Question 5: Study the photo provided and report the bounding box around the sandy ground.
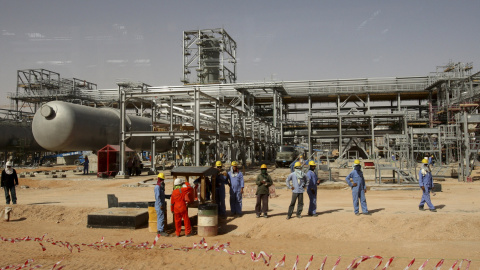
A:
[0,165,479,269]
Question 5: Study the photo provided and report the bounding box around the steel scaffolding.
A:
[182,28,237,85]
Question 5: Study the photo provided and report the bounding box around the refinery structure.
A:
[2,28,480,182]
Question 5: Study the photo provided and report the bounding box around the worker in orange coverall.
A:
[170,178,192,237]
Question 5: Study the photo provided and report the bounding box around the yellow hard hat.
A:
[231,161,238,166]
[354,159,361,165]
[261,164,267,169]
[422,158,428,164]
[215,161,222,167]
[308,160,316,166]
[157,172,165,179]
[294,161,302,167]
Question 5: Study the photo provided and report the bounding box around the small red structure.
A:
[97,144,134,178]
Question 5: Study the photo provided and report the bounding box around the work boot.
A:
[355,213,360,216]
[186,234,191,237]
[296,215,302,219]
[256,214,260,218]
[363,212,371,215]
[419,206,425,211]
[286,216,291,220]
[158,231,169,237]
[263,213,268,218]
[429,209,437,212]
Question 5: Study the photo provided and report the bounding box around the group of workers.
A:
[153,157,437,237]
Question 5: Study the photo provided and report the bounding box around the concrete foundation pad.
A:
[87,208,148,229]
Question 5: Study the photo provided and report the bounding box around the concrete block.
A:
[19,174,25,178]
[118,202,149,208]
[107,194,119,208]
[61,174,66,178]
[87,208,148,229]
[52,175,58,178]
[29,174,35,177]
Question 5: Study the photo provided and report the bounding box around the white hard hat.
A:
[174,178,183,186]
[6,161,12,167]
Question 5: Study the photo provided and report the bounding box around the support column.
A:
[149,102,156,175]
[194,87,201,166]
[337,95,341,115]
[397,93,401,111]
[371,116,375,159]
[170,96,174,131]
[338,116,343,158]
[273,90,277,127]
[216,101,220,161]
[367,93,370,112]
[308,95,312,116]
[279,96,283,144]
[117,88,129,179]
[463,112,470,181]
[308,115,312,158]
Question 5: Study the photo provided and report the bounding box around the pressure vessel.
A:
[32,101,172,152]
[0,121,43,151]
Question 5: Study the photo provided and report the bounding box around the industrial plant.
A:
[2,28,479,182]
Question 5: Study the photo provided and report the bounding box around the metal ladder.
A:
[395,168,417,183]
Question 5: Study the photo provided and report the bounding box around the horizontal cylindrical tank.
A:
[0,121,43,151]
[32,101,172,152]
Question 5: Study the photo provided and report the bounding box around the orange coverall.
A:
[170,186,193,236]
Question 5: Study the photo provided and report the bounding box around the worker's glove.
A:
[352,183,358,187]
[160,206,165,210]
[310,189,316,195]
[291,187,294,190]
[421,186,425,192]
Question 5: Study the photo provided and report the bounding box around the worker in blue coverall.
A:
[306,160,320,217]
[286,161,308,219]
[345,159,369,216]
[419,158,436,212]
[215,161,228,218]
[154,173,168,236]
[228,161,244,216]
[83,155,89,175]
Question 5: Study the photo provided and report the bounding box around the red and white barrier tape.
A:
[403,258,415,270]
[319,255,328,270]
[381,257,395,270]
[273,254,286,270]
[251,251,272,266]
[0,234,474,269]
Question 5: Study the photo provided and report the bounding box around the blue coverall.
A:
[286,170,308,217]
[83,158,89,174]
[228,171,244,215]
[418,166,435,210]
[154,182,166,232]
[306,169,319,215]
[215,172,227,216]
[345,166,369,214]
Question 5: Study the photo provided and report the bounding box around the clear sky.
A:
[1,0,479,104]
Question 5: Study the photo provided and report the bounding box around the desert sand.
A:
[0,165,479,269]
